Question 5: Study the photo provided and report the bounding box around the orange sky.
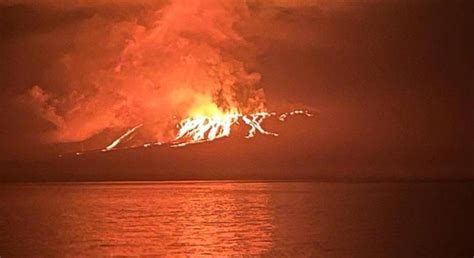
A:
[0,0,471,180]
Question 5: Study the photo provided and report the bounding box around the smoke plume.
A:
[27,0,265,143]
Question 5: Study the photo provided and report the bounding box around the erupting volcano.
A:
[102,109,313,151]
[24,0,313,155]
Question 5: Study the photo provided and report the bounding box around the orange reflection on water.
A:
[162,182,274,256]
[13,182,275,256]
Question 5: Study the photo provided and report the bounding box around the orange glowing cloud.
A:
[27,0,266,144]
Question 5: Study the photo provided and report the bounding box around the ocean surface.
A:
[1,181,472,257]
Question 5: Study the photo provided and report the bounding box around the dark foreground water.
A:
[1,181,472,257]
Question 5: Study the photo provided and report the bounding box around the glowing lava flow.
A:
[172,111,279,147]
[102,124,143,151]
[171,109,312,147]
[98,109,313,151]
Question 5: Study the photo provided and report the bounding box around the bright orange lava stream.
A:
[98,109,312,153]
[172,111,278,147]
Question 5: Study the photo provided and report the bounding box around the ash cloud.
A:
[20,0,266,143]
